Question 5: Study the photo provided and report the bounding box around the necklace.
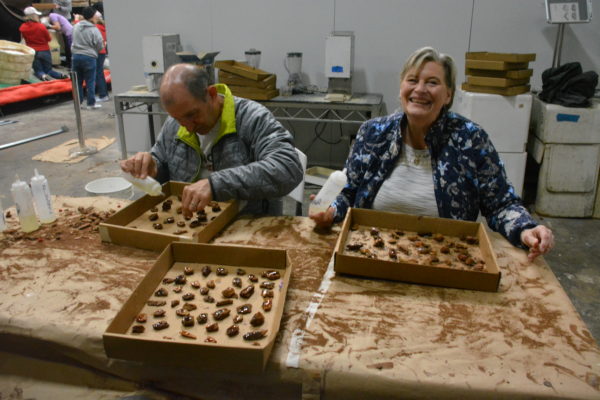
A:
[402,125,429,166]
[403,144,430,166]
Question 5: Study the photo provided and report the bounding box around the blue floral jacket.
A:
[332,111,537,248]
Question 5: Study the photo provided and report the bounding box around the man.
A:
[120,63,303,217]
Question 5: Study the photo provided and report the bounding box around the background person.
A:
[120,64,303,217]
[310,46,554,261]
[94,11,109,102]
[19,6,67,81]
[52,0,71,21]
[47,11,73,67]
[71,6,103,109]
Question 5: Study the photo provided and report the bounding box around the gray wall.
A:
[105,0,600,165]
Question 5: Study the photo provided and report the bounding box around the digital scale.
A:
[544,0,593,67]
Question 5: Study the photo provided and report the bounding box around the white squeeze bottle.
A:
[30,169,56,223]
[0,199,6,232]
[309,169,347,215]
[10,175,40,233]
[123,174,164,196]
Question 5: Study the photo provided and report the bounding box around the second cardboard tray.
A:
[100,181,238,252]
[334,208,501,292]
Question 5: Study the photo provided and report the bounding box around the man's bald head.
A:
[160,64,211,107]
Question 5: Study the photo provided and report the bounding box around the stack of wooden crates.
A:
[462,52,536,96]
[215,60,279,101]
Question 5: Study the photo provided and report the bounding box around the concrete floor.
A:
[1,95,599,344]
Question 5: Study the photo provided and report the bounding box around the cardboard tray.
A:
[461,82,530,96]
[228,85,280,101]
[466,75,530,88]
[99,181,238,252]
[465,68,533,79]
[333,209,501,292]
[465,59,529,71]
[219,70,276,89]
[214,60,271,81]
[466,52,536,63]
[103,242,292,372]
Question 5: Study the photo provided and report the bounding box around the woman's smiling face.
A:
[400,61,452,128]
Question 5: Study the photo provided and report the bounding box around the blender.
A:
[284,52,303,94]
[244,48,261,69]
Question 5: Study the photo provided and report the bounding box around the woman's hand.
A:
[308,194,335,228]
[520,225,554,261]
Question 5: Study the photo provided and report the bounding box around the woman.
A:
[310,47,553,261]
[71,6,103,109]
[47,11,73,67]
[19,6,67,81]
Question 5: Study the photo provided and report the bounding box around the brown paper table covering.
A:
[0,196,599,399]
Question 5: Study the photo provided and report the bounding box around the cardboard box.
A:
[466,76,530,88]
[100,181,238,252]
[228,85,280,101]
[461,82,530,96]
[466,52,536,63]
[104,242,291,372]
[333,209,501,292]
[465,60,529,71]
[465,68,533,79]
[214,60,271,81]
[219,70,276,89]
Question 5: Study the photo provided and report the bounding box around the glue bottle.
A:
[0,199,6,232]
[30,168,56,223]
[10,175,40,233]
[308,169,347,215]
[123,174,164,197]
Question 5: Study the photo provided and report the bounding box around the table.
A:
[1,197,599,399]
[113,90,166,159]
[113,90,384,160]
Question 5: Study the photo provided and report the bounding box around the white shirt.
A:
[196,120,220,179]
[372,143,439,217]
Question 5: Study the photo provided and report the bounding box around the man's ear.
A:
[207,85,218,99]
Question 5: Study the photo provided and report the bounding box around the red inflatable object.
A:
[0,70,112,106]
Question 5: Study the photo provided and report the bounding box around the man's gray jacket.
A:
[151,87,303,215]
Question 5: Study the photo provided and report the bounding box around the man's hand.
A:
[181,179,213,218]
[119,152,157,179]
[520,225,555,262]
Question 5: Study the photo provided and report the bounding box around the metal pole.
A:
[115,96,128,159]
[0,126,68,151]
[552,23,566,68]
[69,70,97,157]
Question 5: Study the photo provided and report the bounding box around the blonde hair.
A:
[400,46,457,109]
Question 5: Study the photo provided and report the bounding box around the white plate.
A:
[85,177,133,198]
